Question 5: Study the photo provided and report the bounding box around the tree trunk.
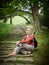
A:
[33,1,40,34]
[33,15,40,34]
[30,0,40,34]
[3,17,7,23]
[10,16,12,24]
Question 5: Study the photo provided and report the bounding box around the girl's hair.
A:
[26,28,30,31]
[26,26,31,31]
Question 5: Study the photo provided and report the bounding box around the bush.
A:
[33,31,49,65]
[0,23,14,41]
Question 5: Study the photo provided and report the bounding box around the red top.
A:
[20,34,34,45]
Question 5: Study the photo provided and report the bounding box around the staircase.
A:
[5,25,26,41]
[0,41,34,65]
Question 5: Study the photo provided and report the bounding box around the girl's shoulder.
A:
[30,34,34,36]
[30,34,34,38]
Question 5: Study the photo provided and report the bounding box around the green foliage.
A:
[33,29,49,65]
[0,23,14,41]
[0,0,12,7]
[40,0,49,28]
[0,0,49,29]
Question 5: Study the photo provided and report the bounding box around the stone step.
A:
[0,48,14,50]
[0,50,13,52]
[0,45,16,47]
[0,51,13,54]
[3,62,33,65]
[0,43,16,45]
[0,41,34,64]
[0,45,16,50]
[4,57,34,63]
[0,54,33,59]
[0,41,17,44]
[0,54,34,64]
[0,51,13,55]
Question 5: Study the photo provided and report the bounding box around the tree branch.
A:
[17,9,32,15]
[19,15,30,24]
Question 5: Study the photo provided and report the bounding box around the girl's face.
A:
[26,28,31,35]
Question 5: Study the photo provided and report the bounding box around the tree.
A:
[0,0,17,24]
[12,0,40,33]
[29,0,40,33]
[0,0,41,32]
[1,0,49,32]
[40,0,49,28]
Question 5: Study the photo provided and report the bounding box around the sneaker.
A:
[27,51,31,54]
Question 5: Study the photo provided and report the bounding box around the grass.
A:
[33,28,49,65]
[0,23,14,41]
[0,16,27,41]
[0,16,27,25]
[6,16,27,25]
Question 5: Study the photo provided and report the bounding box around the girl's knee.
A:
[17,43,22,48]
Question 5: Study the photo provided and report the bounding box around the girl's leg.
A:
[23,44,34,54]
[8,43,22,56]
[23,44,34,51]
[8,52,16,56]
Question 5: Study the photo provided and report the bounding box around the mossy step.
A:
[0,45,15,48]
[0,48,15,50]
[0,44,16,46]
[0,50,13,52]
[0,48,14,50]
[0,54,33,58]
[0,47,14,51]
[0,44,16,47]
[0,51,13,56]
[3,62,33,65]
[2,54,34,64]
[4,57,34,63]
[0,41,17,44]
